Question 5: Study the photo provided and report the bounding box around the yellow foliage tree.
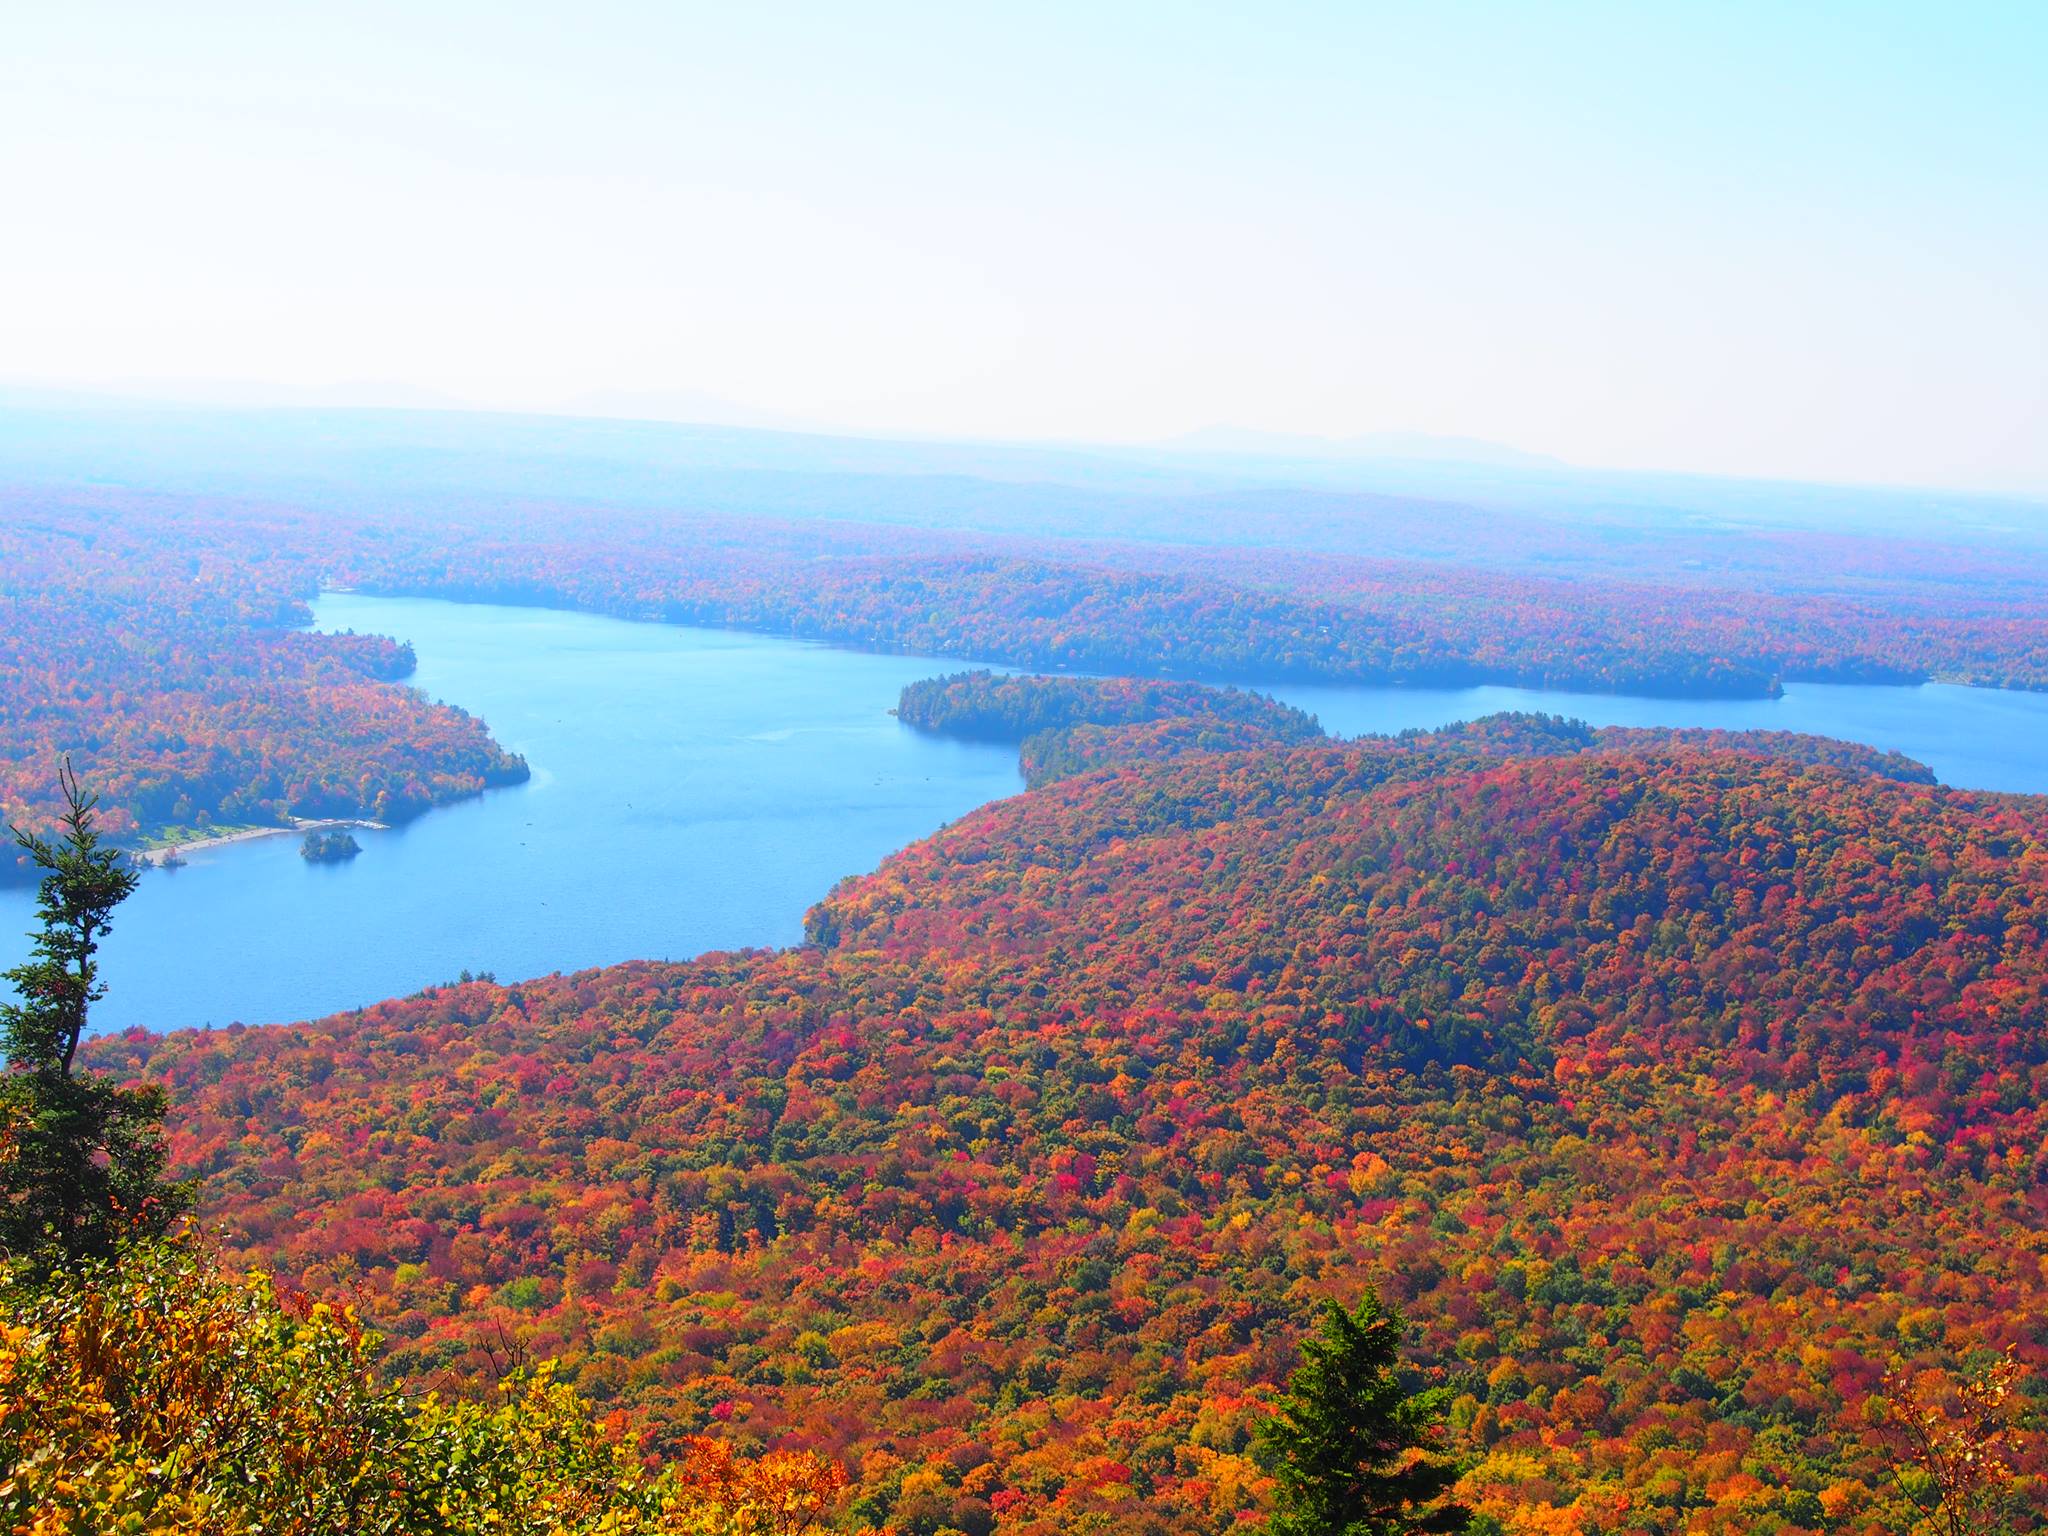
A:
[0,1234,847,1536]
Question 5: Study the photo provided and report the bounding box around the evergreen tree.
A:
[1257,1289,1471,1536]
[0,760,187,1266]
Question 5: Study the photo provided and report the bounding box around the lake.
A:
[5,593,2045,1035]
[1265,678,2048,796]
[13,596,1026,1035]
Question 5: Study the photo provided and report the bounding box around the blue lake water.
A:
[15,596,1027,1035]
[4,592,2045,1035]
[1266,678,2048,796]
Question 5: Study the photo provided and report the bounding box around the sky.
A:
[3,2,2045,493]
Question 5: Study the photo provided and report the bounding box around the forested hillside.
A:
[314,502,2048,696]
[101,728,2048,1534]
[0,498,528,877]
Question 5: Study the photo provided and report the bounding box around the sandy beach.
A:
[134,817,388,867]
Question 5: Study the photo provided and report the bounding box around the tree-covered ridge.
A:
[1390,713,1938,784]
[0,500,527,880]
[1017,714,1327,789]
[896,671,1323,742]
[99,740,2048,1533]
[320,504,2048,698]
[897,671,1323,788]
[1594,726,1935,783]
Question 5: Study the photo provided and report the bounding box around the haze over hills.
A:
[2,398,2043,558]
[1158,426,1567,470]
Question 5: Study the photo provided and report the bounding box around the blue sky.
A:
[3,2,2043,491]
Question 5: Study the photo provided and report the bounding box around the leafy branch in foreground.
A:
[0,1233,848,1534]
[1876,1346,2040,1536]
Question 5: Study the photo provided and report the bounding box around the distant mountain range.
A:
[0,391,2038,553]
[1156,425,1567,469]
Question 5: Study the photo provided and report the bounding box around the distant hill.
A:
[2,399,2040,556]
[1160,425,1566,469]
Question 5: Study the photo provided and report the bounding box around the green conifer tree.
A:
[1257,1289,1471,1536]
[0,761,188,1267]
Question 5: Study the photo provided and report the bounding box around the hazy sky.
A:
[4,2,2045,491]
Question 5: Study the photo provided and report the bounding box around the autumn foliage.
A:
[0,1233,850,1534]
[897,671,1322,787]
[89,724,2048,1533]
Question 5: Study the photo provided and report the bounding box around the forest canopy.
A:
[96,727,2048,1533]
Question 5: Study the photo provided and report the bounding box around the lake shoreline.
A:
[11,592,2043,1037]
[133,817,390,868]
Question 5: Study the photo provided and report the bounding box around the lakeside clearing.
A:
[133,818,389,867]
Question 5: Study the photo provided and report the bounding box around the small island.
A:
[299,829,362,863]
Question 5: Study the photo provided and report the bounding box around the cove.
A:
[15,595,1027,1035]
[5,592,2046,1036]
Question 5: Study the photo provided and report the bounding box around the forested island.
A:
[897,670,1324,740]
[299,828,361,862]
